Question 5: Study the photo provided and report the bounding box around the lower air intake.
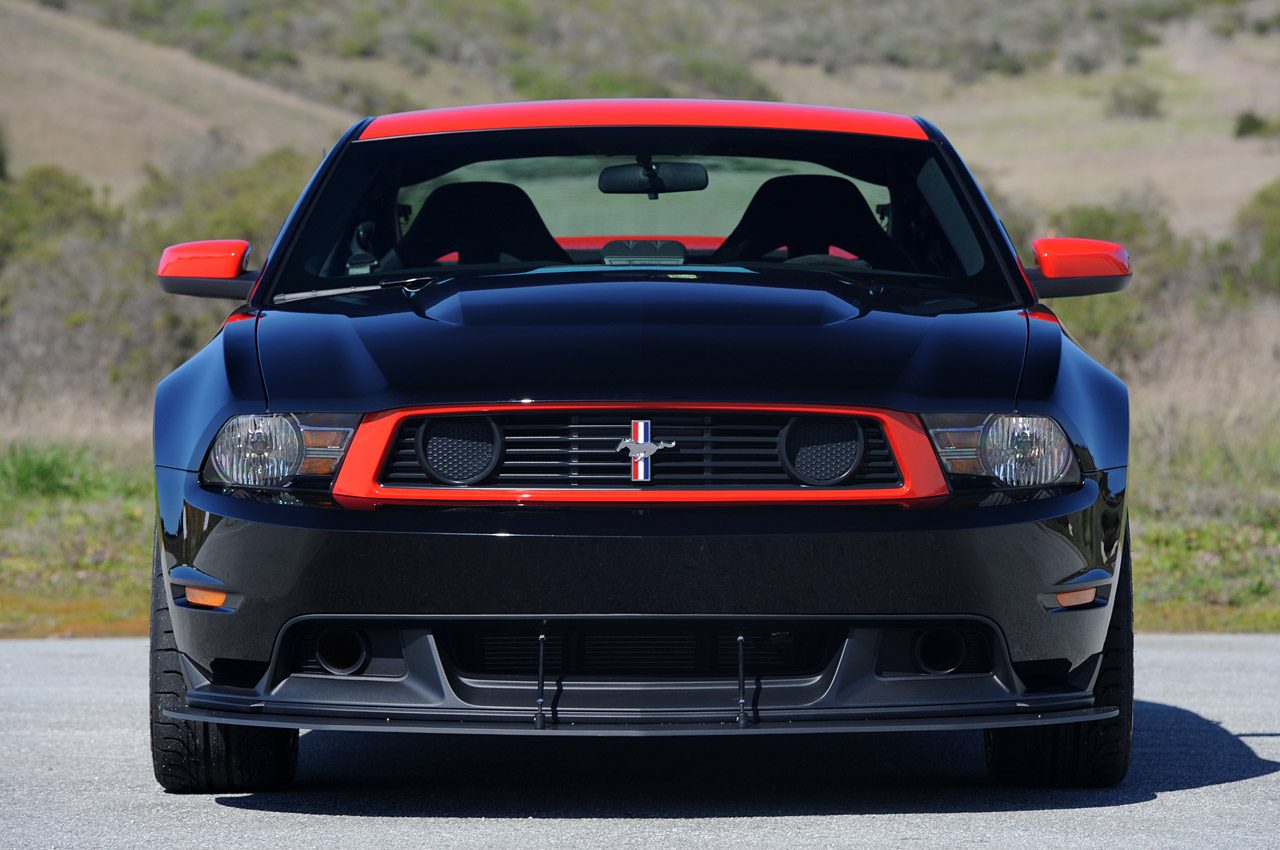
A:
[435,622,843,679]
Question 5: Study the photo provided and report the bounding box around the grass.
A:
[0,443,152,637]
[1133,519,1280,631]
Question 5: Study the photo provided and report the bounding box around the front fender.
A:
[153,318,266,472]
[1016,314,1129,472]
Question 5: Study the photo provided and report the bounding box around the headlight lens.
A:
[924,413,1078,489]
[978,415,1073,487]
[210,415,302,487]
[203,413,357,490]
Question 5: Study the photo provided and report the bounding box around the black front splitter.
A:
[167,705,1117,736]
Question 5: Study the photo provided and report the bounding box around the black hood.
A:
[256,269,1027,413]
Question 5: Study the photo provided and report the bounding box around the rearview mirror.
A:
[599,162,709,198]
[1027,237,1131,299]
[157,240,257,299]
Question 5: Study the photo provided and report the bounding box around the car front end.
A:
[150,100,1133,791]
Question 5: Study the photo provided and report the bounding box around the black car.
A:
[151,99,1134,792]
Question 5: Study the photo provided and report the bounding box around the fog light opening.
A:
[315,628,369,676]
[913,628,967,675]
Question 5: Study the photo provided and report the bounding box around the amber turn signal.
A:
[1055,587,1097,608]
[185,586,228,608]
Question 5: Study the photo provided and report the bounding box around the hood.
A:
[256,270,1027,413]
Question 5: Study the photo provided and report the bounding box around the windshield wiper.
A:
[378,275,444,291]
[272,284,385,304]
[272,275,445,304]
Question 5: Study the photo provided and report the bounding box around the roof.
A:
[358,99,928,142]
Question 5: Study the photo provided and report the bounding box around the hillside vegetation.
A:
[0,0,1278,635]
[52,0,1277,108]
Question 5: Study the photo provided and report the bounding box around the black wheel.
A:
[985,524,1134,787]
[150,529,298,793]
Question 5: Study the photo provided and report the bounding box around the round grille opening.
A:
[780,417,864,486]
[416,416,502,485]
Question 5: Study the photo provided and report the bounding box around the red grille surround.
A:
[331,402,949,508]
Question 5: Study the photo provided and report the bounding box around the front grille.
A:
[380,411,901,489]
[435,622,843,679]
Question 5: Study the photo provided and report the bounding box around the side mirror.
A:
[157,240,257,299]
[1026,237,1131,299]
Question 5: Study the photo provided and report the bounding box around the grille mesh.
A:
[382,411,901,489]
[784,418,863,484]
[418,417,499,484]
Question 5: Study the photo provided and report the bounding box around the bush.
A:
[0,149,316,414]
[1107,78,1163,118]
[680,58,777,100]
[1235,111,1275,138]
[1045,193,1185,367]
[510,66,672,99]
[0,166,119,267]
[135,148,314,252]
[1237,177,1280,291]
[1048,192,1178,261]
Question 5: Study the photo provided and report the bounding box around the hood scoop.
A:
[418,280,862,327]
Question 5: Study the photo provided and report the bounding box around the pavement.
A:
[1,634,1277,849]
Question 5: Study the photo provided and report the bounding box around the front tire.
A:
[149,531,298,793]
[984,525,1134,787]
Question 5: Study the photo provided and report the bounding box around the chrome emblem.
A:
[616,419,675,482]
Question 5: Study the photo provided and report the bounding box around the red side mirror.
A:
[157,240,257,299]
[1027,237,1131,299]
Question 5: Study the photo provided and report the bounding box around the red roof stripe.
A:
[358,99,927,141]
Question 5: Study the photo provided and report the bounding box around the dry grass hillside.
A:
[0,0,353,198]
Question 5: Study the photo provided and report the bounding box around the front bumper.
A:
[156,465,1127,734]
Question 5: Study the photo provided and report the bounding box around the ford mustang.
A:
[150,99,1133,792]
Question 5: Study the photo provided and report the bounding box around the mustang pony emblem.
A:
[616,420,675,482]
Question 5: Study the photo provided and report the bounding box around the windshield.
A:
[271,126,1013,303]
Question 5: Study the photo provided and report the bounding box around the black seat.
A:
[711,174,914,270]
[387,181,570,268]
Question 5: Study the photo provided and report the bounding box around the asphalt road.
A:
[1,635,1277,849]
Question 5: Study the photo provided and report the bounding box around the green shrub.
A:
[1048,194,1178,260]
[1237,177,1280,290]
[135,148,314,252]
[680,58,776,100]
[1235,110,1275,138]
[0,166,119,267]
[1045,195,1184,363]
[332,7,383,59]
[1107,78,1163,118]
[510,66,672,99]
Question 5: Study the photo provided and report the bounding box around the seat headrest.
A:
[712,174,913,270]
[392,181,570,267]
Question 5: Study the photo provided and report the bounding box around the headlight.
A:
[924,413,1078,489]
[202,413,358,491]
